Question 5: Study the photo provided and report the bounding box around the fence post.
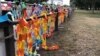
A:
[2,10,15,56]
[55,11,59,31]
[4,25,15,56]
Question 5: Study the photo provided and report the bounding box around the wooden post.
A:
[4,25,15,56]
[55,9,58,31]
[2,11,15,56]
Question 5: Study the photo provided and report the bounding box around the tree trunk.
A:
[92,0,95,13]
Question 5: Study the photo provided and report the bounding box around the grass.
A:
[75,10,100,18]
[88,13,100,18]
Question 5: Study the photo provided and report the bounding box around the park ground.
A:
[40,10,100,56]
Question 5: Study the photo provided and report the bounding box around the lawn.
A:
[75,10,100,18]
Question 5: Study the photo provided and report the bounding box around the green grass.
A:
[88,13,100,18]
[75,10,100,18]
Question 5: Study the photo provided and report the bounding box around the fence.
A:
[0,2,68,56]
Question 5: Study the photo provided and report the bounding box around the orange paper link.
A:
[19,18,29,27]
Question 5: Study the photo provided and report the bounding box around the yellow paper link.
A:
[22,26,29,33]
[41,35,48,50]
[51,16,55,27]
[37,35,41,40]
[40,18,47,49]
[30,14,37,19]
[16,24,23,35]
[27,34,33,54]
[40,16,48,50]
[40,11,48,16]
[41,18,48,34]
[16,40,25,56]
[16,24,29,35]
[16,23,32,56]
[47,15,55,33]
[32,19,41,39]
[59,11,65,23]
[58,11,64,25]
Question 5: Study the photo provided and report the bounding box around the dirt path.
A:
[40,10,100,56]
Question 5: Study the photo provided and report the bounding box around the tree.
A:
[74,0,100,13]
[26,0,48,3]
[91,0,95,13]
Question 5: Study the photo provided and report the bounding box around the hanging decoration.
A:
[0,1,68,56]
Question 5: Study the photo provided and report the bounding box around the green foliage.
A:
[25,0,48,3]
[74,0,100,10]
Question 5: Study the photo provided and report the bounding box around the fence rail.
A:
[0,12,58,41]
